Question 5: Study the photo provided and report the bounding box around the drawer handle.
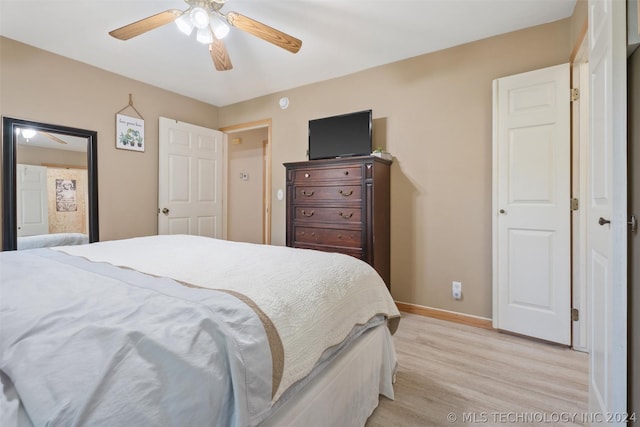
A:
[304,173,310,178]
[302,210,315,217]
[343,170,349,175]
[301,190,315,197]
[338,189,353,197]
[338,211,353,219]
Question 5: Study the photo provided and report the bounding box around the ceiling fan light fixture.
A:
[210,15,230,39]
[108,3,303,72]
[20,128,37,139]
[175,13,195,36]
[196,27,214,44]
[190,7,210,29]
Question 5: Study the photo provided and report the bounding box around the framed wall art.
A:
[115,94,145,152]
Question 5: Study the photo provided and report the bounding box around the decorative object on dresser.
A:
[285,155,391,288]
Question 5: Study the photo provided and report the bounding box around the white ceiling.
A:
[0,0,577,107]
[16,130,88,153]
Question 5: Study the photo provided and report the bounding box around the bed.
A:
[16,233,89,250]
[0,235,400,426]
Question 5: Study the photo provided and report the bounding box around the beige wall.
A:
[0,36,219,243]
[2,16,576,319]
[218,20,572,318]
[17,146,87,167]
[569,0,588,53]
[227,128,266,244]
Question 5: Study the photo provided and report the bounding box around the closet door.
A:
[587,0,627,420]
[16,164,49,237]
[492,63,570,345]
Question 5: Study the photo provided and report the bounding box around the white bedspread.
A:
[1,248,275,426]
[17,233,88,250]
[56,235,400,402]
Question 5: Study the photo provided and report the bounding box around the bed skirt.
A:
[261,323,397,426]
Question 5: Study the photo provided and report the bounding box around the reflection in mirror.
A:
[2,117,98,251]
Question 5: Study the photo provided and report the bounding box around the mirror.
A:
[2,117,98,250]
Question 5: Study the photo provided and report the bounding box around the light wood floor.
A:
[366,312,588,426]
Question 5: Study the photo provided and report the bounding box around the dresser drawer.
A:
[293,184,362,203]
[294,226,362,249]
[293,164,362,182]
[294,206,362,223]
[294,244,365,261]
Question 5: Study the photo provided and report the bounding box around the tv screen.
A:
[308,110,372,160]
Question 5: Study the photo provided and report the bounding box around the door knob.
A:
[162,208,170,215]
[598,217,610,226]
[499,209,506,214]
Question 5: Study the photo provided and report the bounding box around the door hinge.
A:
[570,198,579,211]
[571,88,580,102]
[572,308,579,321]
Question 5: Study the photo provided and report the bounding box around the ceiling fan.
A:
[16,128,67,145]
[108,0,302,71]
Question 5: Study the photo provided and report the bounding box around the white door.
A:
[16,164,49,237]
[492,63,571,345]
[158,117,225,238]
[587,0,627,419]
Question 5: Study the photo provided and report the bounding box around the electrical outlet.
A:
[452,281,462,300]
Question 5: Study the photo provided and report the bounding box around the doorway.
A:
[220,119,272,244]
[491,33,592,351]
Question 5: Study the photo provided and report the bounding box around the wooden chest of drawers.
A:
[284,156,391,288]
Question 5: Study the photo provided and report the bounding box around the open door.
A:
[586,0,627,419]
[158,117,225,238]
[16,164,49,237]
[492,63,571,345]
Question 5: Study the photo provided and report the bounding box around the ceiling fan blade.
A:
[226,12,302,54]
[209,40,233,71]
[109,10,182,40]
[40,131,67,145]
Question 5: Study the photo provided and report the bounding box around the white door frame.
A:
[220,119,272,244]
[570,32,590,352]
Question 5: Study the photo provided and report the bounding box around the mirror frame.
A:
[2,116,99,250]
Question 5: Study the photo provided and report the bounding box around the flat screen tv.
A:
[308,109,372,160]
